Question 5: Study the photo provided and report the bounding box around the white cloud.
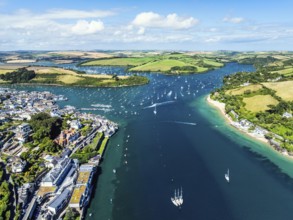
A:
[137,27,145,35]
[72,20,104,35]
[223,16,245,24]
[132,12,198,29]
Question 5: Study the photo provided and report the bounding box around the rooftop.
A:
[77,171,90,185]
[69,185,86,204]
[38,186,56,196]
[48,189,71,210]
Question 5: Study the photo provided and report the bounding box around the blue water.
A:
[5,63,293,220]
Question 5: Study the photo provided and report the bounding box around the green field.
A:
[130,59,186,72]
[243,95,279,112]
[203,59,224,67]
[271,67,293,76]
[81,54,224,74]
[262,81,293,101]
[81,57,156,67]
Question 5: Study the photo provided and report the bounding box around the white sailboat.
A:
[171,188,183,207]
[225,169,230,183]
[178,188,183,205]
[153,105,157,115]
[171,189,179,207]
[174,92,177,100]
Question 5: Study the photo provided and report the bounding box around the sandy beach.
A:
[206,95,270,145]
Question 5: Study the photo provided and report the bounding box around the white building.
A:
[70,120,82,130]
[11,157,27,173]
[282,112,292,118]
[47,189,71,215]
[41,157,72,187]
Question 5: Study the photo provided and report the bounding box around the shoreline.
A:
[0,81,149,88]
[206,94,293,159]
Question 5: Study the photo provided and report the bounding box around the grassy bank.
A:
[98,137,109,156]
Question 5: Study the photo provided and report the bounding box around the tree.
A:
[63,208,79,220]
[29,113,62,140]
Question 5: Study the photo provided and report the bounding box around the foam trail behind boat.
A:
[143,101,175,109]
[164,121,197,126]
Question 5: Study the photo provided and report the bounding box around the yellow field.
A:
[47,51,112,59]
[0,69,12,74]
[243,95,279,112]
[57,74,81,84]
[226,84,263,95]
[88,74,128,79]
[29,67,77,75]
[271,67,293,76]
[262,81,293,101]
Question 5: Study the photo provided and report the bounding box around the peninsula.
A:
[0,66,149,87]
[209,52,293,155]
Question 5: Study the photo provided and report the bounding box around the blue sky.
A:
[0,0,292,51]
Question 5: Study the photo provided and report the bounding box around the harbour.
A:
[4,62,293,220]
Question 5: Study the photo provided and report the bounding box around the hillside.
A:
[211,52,293,153]
[81,53,224,74]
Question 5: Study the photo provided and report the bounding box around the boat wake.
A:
[144,101,175,109]
[91,103,112,108]
[81,107,113,112]
[164,121,197,126]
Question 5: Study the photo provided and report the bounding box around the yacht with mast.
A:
[225,169,230,183]
[153,105,157,115]
[171,188,183,207]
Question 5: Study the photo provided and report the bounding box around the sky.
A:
[0,0,293,51]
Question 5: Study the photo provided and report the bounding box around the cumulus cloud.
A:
[71,20,104,35]
[132,12,198,29]
[223,16,245,24]
[137,27,145,35]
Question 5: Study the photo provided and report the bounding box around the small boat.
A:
[153,105,157,115]
[113,169,116,174]
[225,169,230,183]
[89,213,92,217]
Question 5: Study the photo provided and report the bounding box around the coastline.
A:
[206,95,272,147]
[0,81,149,88]
[206,94,293,161]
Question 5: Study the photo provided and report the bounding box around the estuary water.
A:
[7,63,293,220]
